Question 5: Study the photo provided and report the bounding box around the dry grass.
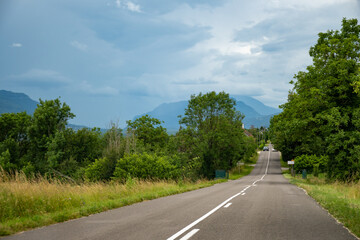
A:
[0,169,222,236]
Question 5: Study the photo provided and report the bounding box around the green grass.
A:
[284,173,360,238]
[279,155,289,168]
[229,165,254,180]
[228,152,258,180]
[0,170,226,236]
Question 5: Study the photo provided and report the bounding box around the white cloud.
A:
[115,0,141,12]
[11,43,22,48]
[70,40,88,51]
[127,2,141,12]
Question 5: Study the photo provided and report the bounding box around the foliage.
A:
[113,153,179,181]
[84,157,115,181]
[178,91,256,178]
[46,128,103,177]
[293,155,328,173]
[0,112,31,171]
[28,98,75,173]
[270,18,360,181]
[126,115,168,151]
[0,92,257,181]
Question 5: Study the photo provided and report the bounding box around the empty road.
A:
[3,145,357,240]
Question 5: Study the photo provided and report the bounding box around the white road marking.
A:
[241,193,246,196]
[224,203,232,208]
[179,229,199,240]
[167,150,271,240]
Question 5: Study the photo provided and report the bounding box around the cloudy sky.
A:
[1,0,359,128]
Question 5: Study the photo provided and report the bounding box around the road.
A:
[3,145,358,240]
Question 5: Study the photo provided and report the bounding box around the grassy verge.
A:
[229,165,254,180]
[279,155,289,168]
[284,173,360,238]
[228,152,257,180]
[0,171,226,236]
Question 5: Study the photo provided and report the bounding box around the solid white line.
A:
[241,193,246,196]
[224,203,232,208]
[167,150,272,240]
[179,229,200,240]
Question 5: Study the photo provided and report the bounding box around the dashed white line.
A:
[179,229,199,240]
[167,150,271,240]
[224,203,232,208]
[241,193,246,196]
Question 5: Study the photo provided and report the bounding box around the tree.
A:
[270,18,360,181]
[28,98,75,172]
[178,91,250,178]
[46,127,103,177]
[126,115,168,151]
[0,112,32,171]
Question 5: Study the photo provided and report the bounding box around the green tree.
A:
[126,115,168,151]
[179,91,250,178]
[46,127,103,177]
[270,18,360,181]
[28,98,75,172]
[0,112,32,170]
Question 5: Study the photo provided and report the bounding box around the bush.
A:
[113,153,179,181]
[294,155,328,173]
[84,158,115,181]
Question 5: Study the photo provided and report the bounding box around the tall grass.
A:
[286,174,360,238]
[0,169,224,236]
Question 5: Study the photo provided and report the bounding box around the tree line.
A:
[0,91,257,181]
[270,18,360,181]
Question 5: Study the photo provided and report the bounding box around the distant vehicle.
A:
[272,148,277,152]
[263,146,269,151]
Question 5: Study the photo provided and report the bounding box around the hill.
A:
[0,90,105,132]
[231,95,281,115]
[0,90,38,115]
[134,96,281,131]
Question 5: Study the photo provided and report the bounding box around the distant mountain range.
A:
[1,90,281,132]
[134,95,281,130]
[0,90,105,132]
[0,90,38,115]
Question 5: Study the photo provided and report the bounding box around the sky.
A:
[1,0,359,128]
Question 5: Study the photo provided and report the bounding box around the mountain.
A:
[232,95,281,115]
[0,90,105,131]
[0,90,38,115]
[134,95,281,131]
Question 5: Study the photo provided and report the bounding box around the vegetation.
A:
[270,18,360,181]
[0,91,256,182]
[286,174,360,238]
[0,90,259,235]
[0,169,226,236]
[178,92,257,178]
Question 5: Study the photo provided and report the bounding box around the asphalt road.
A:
[3,145,358,240]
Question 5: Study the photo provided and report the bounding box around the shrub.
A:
[84,158,115,181]
[294,154,328,173]
[113,153,179,181]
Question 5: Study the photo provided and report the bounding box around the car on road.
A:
[263,146,269,151]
